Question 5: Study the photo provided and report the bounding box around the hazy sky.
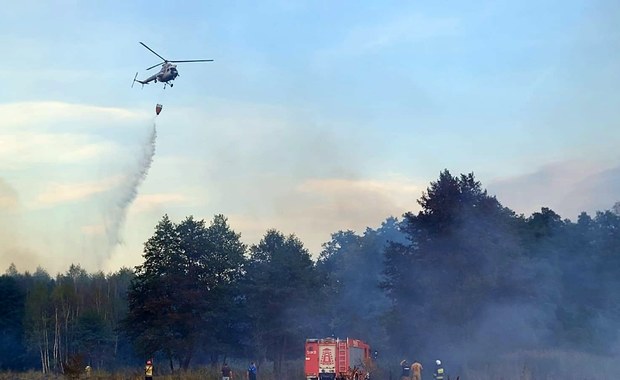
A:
[1,0,618,273]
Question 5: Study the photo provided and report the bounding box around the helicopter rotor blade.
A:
[139,42,168,63]
[146,62,164,71]
[169,59,214,63]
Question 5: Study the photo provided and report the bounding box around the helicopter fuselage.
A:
[135,64,178,87]
[156,64,179,82]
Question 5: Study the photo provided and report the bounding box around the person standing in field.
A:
[247,361,257,380]
[411,361,422,380]
[222,362,233,380]
[433,360,444,380]
[145,360,153,380]
[400,360,411,380]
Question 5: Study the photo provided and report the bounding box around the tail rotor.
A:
[131,72,144,89]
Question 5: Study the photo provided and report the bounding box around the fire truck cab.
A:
[305,337,372,380]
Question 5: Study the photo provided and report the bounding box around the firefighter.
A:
[145,360,154,380]
[222,362,233,380]
[411,361,422,380]
[247,361,257,380]
[400,360,412,380]
[433,360,444,380]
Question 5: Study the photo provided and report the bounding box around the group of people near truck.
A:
[141,356,442,380]
[400,359,444,380]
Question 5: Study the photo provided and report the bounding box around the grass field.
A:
[1,351,617,380]
[0,361,303,380]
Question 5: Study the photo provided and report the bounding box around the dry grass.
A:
[0,369,226,380]
[0,361,303,380]
[459,349,619,380]
[2,352,617,380]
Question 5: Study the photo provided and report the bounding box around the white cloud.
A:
[225,176,423,255]
[33,175,124,207]
[0,132,119,169]
[0,101,151,171]
[130,193,191,214]
[0,101,145,129]
[299,177,421,200]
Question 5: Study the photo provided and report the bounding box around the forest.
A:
[1,170,619,377]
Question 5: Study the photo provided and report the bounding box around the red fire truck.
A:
[305,337,372,380]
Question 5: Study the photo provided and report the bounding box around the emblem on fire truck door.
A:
[319,346,336,372]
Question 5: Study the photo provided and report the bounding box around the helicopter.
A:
[132,42,213,89]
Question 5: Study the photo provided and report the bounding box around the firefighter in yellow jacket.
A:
[433,360,444,380]
[145,360,154,380]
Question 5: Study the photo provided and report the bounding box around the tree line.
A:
[1,170,619,374]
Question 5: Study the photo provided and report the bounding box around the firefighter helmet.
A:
[435,360,441,366]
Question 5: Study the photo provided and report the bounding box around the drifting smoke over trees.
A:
[1,169,619,376]
[381,171,620,371]
[382,172,529,356]
[317,217,407,351]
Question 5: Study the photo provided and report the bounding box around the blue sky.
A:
[1,0,619,273]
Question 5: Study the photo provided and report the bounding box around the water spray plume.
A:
[104,120,157,246]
